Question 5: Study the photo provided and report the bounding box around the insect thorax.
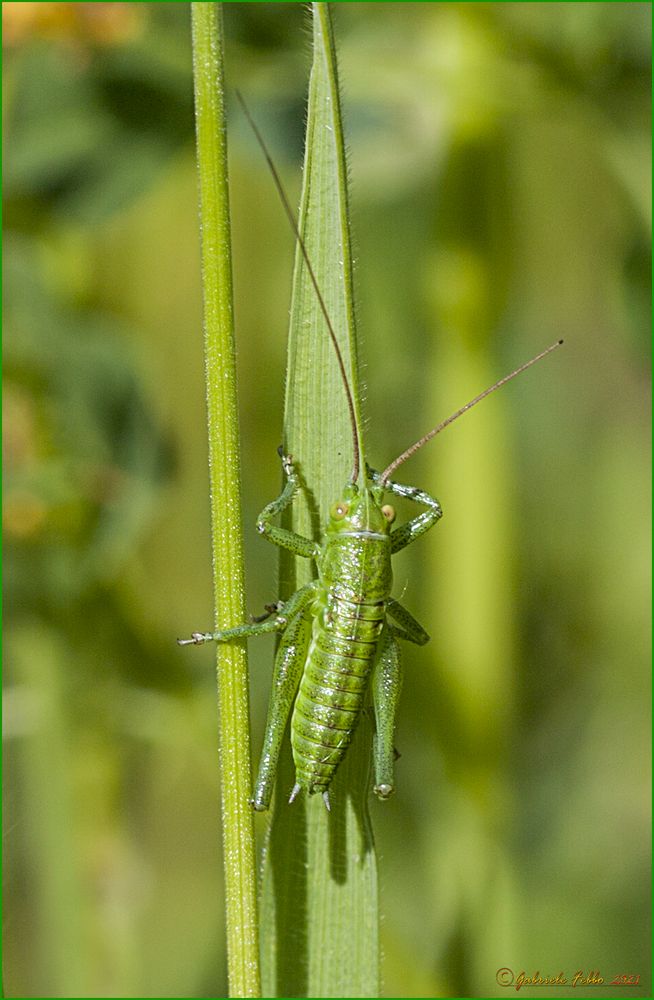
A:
[319,531,393,606]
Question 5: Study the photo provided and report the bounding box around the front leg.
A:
[257,448,319,559]
[367,465,443,553]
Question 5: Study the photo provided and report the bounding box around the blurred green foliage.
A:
[3,3,650,998]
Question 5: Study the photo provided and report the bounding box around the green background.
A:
[3,2,650,997]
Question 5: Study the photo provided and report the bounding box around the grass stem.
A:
[191,5,261,996]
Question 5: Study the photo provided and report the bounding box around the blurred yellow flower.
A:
[2,2,142,50]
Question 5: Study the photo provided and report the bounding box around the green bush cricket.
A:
[179,96,563,812]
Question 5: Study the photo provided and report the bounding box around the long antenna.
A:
[380,339,564,484]
[235,91,361,484]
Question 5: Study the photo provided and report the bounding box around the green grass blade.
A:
[259,5,379,997]
[191,5,261,996]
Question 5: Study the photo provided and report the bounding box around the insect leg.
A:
[178,582,315,646]
[177,617,286,646]
[256,449,319,559]
[250,601,283,624]
[251,586,316,811]
[387,599,430,646]
[367,466,443,553]
[371,628,403,800]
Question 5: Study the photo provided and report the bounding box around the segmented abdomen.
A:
[290,534,391,795]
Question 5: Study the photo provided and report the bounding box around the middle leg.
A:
[387,598,430,646]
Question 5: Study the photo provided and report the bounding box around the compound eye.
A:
[330,501,349,520]
[381,504,396,523]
